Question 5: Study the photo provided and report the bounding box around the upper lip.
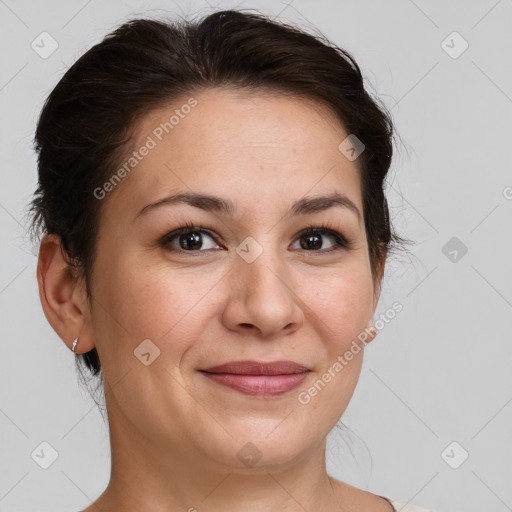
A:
[200,360,310,375]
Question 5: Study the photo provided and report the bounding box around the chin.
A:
[202,428,316,474]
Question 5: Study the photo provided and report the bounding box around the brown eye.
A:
[178,231,203,250]
[161,226,222,252]
[292,227,350,252]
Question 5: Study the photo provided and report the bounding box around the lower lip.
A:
[200,372,309,397]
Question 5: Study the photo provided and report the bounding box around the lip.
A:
[201,360,310,375]
[199,360,311,397]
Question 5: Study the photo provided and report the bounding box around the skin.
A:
[37,87,391,512]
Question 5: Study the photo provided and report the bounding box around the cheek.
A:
[297,267,374,350]
[90,251,224,361]
[296,273,371,421]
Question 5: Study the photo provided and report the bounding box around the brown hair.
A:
[27,9,410,381]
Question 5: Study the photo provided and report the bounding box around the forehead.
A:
[135,87,349,153]
[110,87,363,218]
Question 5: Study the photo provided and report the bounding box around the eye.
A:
[291,226,351,253]
[160,223,222,252]
[160,222,353,255]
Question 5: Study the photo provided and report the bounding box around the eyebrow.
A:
[135,191,362,222]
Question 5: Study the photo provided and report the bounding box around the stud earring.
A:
[71,337,78,352]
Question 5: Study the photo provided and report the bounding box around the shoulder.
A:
[328,477,440,512]
[328,478,397,511]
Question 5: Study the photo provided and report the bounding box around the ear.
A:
[36,233,95,353]
[364,246,388,344]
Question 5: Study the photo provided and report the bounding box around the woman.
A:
[28,8,439,512]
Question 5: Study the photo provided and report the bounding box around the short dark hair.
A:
[27,8,410,381]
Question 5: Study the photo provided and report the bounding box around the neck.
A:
[90,397,346,512]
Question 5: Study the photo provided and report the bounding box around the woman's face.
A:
[86,87,383,471]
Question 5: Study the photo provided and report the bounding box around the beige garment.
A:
[384,497,440,512]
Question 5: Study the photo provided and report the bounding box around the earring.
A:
[71,337,78,352]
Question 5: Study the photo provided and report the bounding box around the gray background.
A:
[1,0,511,511]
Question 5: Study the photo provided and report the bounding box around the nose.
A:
[221,250,304,338]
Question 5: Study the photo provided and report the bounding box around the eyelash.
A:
[159,221,353,255]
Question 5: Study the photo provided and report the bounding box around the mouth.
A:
[199,360,311,397]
